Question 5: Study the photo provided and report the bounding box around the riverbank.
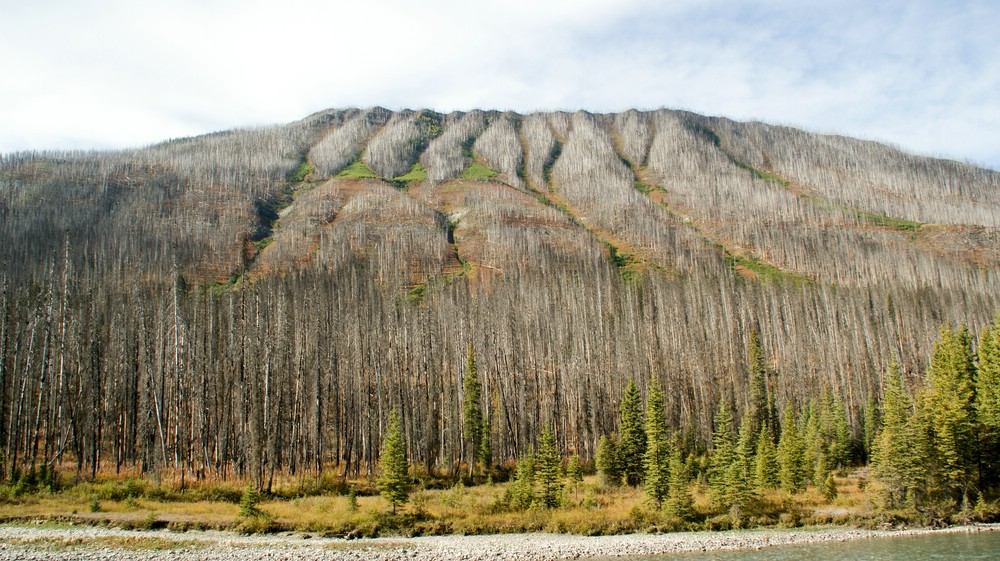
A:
[1,523,998,561]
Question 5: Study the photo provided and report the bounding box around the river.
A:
[624,530,1000,560]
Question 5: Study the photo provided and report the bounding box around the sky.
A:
[2,0,998,169]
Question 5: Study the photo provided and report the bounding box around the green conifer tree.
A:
[821,393,854,470]
[755,423,780,490]
[725,409,759,512]
[814,450,830,492]
[862,395,880,464]
[462,345,483,476]
[596,434,622,487]
[665,445,696,521]
[643,384,671,509]
[777,403,806,493]
[822,472,838,502]
[378,409,410,514]
[922,324,978,508]
[871,363,921,508]
[535,428,563,509]
[747,329,770,438]
[801,401,822,485]
[566,453,584,503]
[709,398,737,506]
[508,453,535,510]
[619,380,647,486]
[976,317,1000,492]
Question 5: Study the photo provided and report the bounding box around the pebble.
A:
[0,523,997,561]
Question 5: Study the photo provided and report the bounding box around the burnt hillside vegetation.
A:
[0,107,998,487]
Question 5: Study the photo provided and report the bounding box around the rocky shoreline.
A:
[1,523,997,561]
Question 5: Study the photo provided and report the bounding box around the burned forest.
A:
[1,107,998,489]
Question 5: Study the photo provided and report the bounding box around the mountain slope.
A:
[0,108,997,477]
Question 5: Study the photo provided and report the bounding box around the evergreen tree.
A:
[508,453,535,510]
[566,454,584,502]
[747,329,771,438]
[801,401,822,485]
[755,423,780,490]
[821,392,855,470]
[725,409,759,511]
[922,324,978,508]
[596,434,621,487]
[976,317,1000,493]
[478,416,493,475]
[643,384,671,509]
[462,345,483,476]
[777,403,806,493]
[665,445,696,521]
[871,363,921,508]
[378,409,410,514]
[535,428,563,509]
[709,398,737,506]
[619,380,647,486]
[814,451,830,494]
[822,472,838,502]
[862,395,880,464]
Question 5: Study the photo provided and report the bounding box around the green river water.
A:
[628,531,1000,560]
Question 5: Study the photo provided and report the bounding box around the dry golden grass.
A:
[0,471,891,536]
[4,535,205,552]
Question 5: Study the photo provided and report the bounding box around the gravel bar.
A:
[1,523,997,561]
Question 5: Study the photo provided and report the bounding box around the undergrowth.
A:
[2,470,996,536]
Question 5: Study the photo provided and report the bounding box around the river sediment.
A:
[1,523,998,561]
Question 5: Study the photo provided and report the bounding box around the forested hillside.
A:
[1,107,998,487]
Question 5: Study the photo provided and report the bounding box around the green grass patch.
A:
[633,180,653,194]
[289,161,315,183]
[726,253,808,285]
[730,159,789,186]
[252,237,273,253]
[848,209,922,232]
[394,163,427,182]
[336,160,379,179]
[605,243,644,283]
[461,162,498,180]
[204,272,244,296]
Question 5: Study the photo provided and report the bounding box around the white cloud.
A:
[1,0,997,168]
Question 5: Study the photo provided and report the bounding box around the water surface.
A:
[621,531,1000,560]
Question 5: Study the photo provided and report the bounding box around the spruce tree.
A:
[378,409,410,514]
[665,445,696,521]
[821,393,854,470]
[755,423,780,490]
[777,403,806,493]
[871,363,920,508]
[801,401,822,485]
[508,453,536,510]
[725,409,759,512]
[822,472,838,502]
[462,345,483,476]
[643,384,671,509]
[535,428,563,509]
[478,416,493,475]
[862,395,880,464]
[922,324,977,508]
[596,434,622,487]
[709,398,737,506]
[566,454,584,502]
[619,380,647,486]
[976,317,1000,493]
[747,329,770,438]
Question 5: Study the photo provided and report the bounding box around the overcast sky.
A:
[2,0,998,169]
